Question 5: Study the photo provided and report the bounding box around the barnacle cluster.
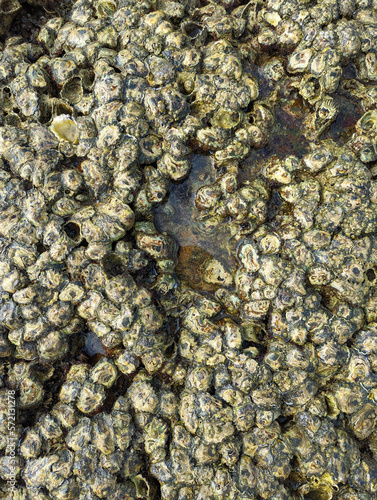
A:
[1,0,377,498]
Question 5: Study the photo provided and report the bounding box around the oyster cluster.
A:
[1,0,377,499]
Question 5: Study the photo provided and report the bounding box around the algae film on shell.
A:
[1,0,377,499]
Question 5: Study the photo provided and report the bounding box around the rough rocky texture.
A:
[1,0,377,499]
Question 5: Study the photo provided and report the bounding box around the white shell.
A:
[50,114,79,143]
